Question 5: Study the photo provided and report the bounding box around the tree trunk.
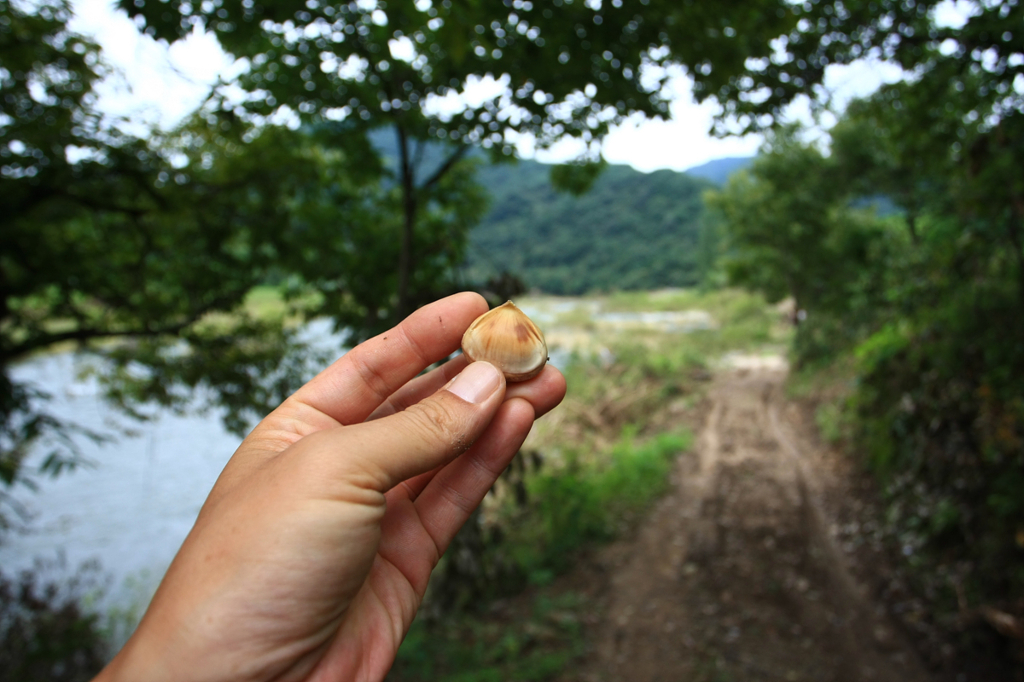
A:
[395,124,417,322]
[392,127,469,322]
[1005,215,1024,315]
[906,210,919,245]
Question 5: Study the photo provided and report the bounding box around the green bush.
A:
[852,281,1024,605]
[504,429,693,583]
[0,561,107,682]
[391,592,586,682]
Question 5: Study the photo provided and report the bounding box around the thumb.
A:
[327,361,507,492]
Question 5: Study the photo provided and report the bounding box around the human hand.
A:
[95,292,566,682]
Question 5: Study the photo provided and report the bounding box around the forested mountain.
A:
[366,130,721,296]
[684,156,753,184]
[465,160,714,294]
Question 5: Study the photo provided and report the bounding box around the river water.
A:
[0,355,278,605]
[0,320,346,609]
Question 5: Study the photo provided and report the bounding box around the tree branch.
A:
[4,295,236,362]
[410,137,427,178]
[396,123,417,320]
[419,145,469,192]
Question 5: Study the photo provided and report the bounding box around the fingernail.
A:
[447,362,501,404]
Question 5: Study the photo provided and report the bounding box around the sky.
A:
[68,0,927,173]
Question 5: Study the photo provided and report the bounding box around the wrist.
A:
[93,616,194,682]
[92,635,146,682]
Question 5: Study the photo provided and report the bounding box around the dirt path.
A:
[565,363,932,682]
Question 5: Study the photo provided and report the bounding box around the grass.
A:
[553,288,787,358]
[525,288,787,452]
[502,428,693,583]
[390,592,588,682]
[603,287,776,321]
[785,352,859,448]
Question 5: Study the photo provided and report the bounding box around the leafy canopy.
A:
[0,0,393,508]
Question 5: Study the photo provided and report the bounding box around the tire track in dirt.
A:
[566,363,932,682]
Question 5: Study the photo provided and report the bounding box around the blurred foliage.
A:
[0,0,479,508]
[117,0,954,315]
[0,561,106,681]
[705,127,898,364]
[1,69,358,511]
[707,1,1024,666]
[117,0,798,147]
[117,0,780,318]
[11,0,995,492]
[285,127,489,342]
[390,591,587,682]
[2,0,814,504]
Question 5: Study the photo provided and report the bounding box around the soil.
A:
[557,361,935,682]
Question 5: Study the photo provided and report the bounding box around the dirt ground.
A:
[558,362,935,682]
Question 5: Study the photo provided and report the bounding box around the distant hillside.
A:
[684,156,752,185]
[368,129,719,295]
[467,161,713,295]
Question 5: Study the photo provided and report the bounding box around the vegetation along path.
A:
[565,359,931,682]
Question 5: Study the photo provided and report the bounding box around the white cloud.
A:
[422,74,511,120]
[388,36,417,63]
[69,0,236,133]
[933,0,977,29]
[597,74,761,173]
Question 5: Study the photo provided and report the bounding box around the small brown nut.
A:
[461,301,548,382]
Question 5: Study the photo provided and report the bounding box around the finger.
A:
[385,464,444,505]
[375,398,536,596]
[314,361,507,493]
[366,355,469,421]
[287,292,488,426]
[380,364,565,502]
[503,365,567,419]
[213,294,487,503]
[369,360,565,422]
[415,398,535,554]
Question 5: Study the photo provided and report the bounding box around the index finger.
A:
[289,292,488,426]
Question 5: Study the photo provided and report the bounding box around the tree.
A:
[705,126,892,361]
[681,0,1021,132]
[119,0,822,323]
[113,0,1024,319]
[0,0,391,511]
[697,0,1024,306]
[707,129,869,311]
[700,1,1024,665]
[840,84,1024,658]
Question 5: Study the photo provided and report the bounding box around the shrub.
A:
[0,560,107,681]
